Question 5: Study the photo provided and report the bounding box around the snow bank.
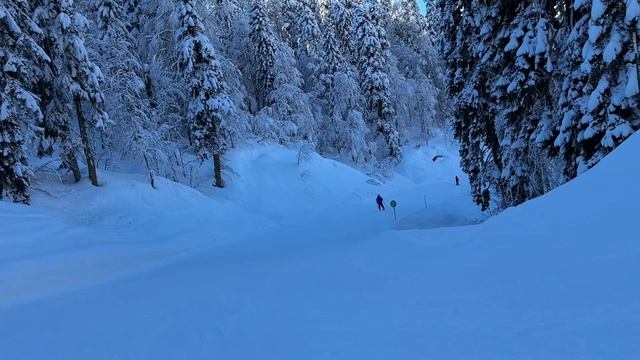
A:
[375,133,640,358]
[0,173,267,307]
[219,144,373,222]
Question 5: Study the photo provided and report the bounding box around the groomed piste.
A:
[0,135,638,359]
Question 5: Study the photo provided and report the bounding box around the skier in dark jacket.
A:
[376,194,385,211]
[455,176,460,186]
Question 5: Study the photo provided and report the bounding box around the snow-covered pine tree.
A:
[574,0,639,174]
[437,0,468,98]
[374,0,393,28]
[209,0,247,59]
[392,0,423,48]
[317,0,331,23]
[297,1,321,57]
[439,0,639,211]
[63,1,108,187]
[316,18,369,161]
[100,0,192,186]
[625,0,640,109]
[204,0,251,144]
[437,0,505,210]
[174,0,234,188]
[370,0,390,54]
[424,0,442,46]
[124,0,142,33]
[555,1,592,180]
[248,0,316,144]
[294,0,323,92]
[0,0,49,203]
[492,1,556,206]
[33,0,109,187]
[31,0,77,181]
[269,0,299,50]
[93,0,169,188]
[263,45,316,143]
[354,2,401,164]
[329,0,357,64]
[318,21,345,99]
[388,0,442,140]
[250,0,276,110]
[97,0,126,37]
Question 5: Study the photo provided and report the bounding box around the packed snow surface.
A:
[0,137,639,359]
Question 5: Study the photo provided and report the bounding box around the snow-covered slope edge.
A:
[375,133,640,358]
[0,173,272,307]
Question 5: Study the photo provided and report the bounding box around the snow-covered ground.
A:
[0,136,638,359]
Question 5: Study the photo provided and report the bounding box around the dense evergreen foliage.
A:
[436,0,640,210]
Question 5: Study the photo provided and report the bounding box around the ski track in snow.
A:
[1,139,639,359]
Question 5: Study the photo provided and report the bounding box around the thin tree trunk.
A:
[143,154,157,189]
[213,154,224,188]
[66,151,82,183]
[634,32,640,92]
[61,125,82,183]
[74,97,99,187]
[485,120,503,171]
[212,116,224,188]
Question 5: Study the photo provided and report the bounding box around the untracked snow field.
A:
[0,137,638,359]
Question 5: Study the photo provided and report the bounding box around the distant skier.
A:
[455,176,460,186]
[376,194,385,211]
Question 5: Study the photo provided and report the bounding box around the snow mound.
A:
[396,140,462,184]
[219,144,373,222]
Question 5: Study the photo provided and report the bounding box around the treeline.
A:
[435,0,640,210]
[0,0,446,204]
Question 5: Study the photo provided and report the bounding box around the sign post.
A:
[390,200,397,221]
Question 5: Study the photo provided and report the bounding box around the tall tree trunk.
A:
[212,117,224,188]
[213,154,224,188]
[74,97,99,186]
[484,120,503,171]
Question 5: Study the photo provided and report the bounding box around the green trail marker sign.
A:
[390,200,397,220]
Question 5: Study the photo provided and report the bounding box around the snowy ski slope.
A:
[0,136,638,359]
